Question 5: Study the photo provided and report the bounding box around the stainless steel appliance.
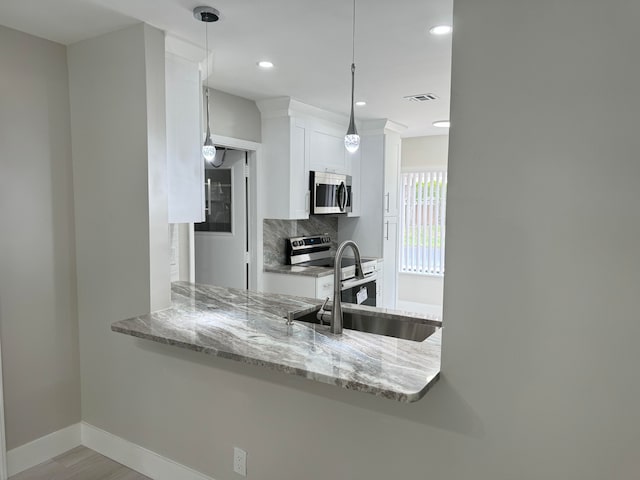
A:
[287,234,377,306]
[310,171,352,214]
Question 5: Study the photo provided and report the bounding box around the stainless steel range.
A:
[286,234,378,306]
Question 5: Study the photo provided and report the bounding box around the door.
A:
[195,149,248,289]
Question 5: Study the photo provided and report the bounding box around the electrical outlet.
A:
[233,447,247,477]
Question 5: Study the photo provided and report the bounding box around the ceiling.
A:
[0,0,452,137]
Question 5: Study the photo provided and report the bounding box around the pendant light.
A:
[194,6,220,163]
[344,0,360,154]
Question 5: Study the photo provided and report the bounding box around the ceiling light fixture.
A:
[433,120,451,128]
[355,101,366,107]
[429,25,452,35]
[257,60,274,69]
[194,6,220,164]
[344,0,360,154]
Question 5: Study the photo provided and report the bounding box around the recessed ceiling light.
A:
[433,120,450,128]
[257,61,274,69]
[355,101,367,107]
[429,25,452,35]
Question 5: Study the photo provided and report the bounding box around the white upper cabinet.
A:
[309,121,349,175]
[347,145,361,217]
[340,119,405,308]
[257,97,355,220]
[165,53,204,223]
[384,131,402,218]
[258,102,310,220]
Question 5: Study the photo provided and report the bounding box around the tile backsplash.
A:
[263,217,338,266]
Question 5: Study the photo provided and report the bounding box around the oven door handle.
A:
[341,272,377,290]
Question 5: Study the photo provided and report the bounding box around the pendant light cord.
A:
[350,0,356,115]
[205,20,211,135]
[352,0,356,65]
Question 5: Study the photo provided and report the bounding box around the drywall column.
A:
[68,22,169,428]
[0,25,80,450]
[442,0,640,477]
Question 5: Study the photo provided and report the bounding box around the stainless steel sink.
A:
[289,307,439,342]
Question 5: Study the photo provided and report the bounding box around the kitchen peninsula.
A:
[112,282,441,402]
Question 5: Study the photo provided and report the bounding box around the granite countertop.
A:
[111,282,442,402]
[264,264,334,277]
[264,257,383,278]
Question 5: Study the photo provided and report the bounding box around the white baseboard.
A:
[6,422,215,480]
[81,422,214,480]
[6,423,81,476]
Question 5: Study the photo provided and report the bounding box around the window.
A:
[400,171,447,275]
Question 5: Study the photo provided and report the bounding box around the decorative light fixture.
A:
[433,120,451,128]
[344,0,360,154]
[257,60,274,69]
[355,101,367,107]
[194,6,220,164]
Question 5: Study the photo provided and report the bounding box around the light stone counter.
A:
[111,282,442,402]
[263,264,334,277]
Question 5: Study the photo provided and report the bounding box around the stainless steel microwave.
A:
[310,171,352,214]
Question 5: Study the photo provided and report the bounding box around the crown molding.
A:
[256,97,348,126]
[359,119,408,136]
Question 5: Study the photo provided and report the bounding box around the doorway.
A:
[195,147,249,289]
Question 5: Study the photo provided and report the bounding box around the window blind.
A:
[400,171,447,275]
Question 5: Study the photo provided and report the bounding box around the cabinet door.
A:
[166,53,204,223]
[309,124,348,174]
[375,261,384,307]
[316,275,334,300]
[263,272,316,298]
[382,218,398,308]
[289,118,311,219]
[384,134,401,218]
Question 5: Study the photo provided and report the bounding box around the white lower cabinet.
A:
[315,275,334,300]
[263,272,334,300]
[263,261,385,305]
[376,260,384,306]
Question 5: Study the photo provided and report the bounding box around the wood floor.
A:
[9,446,151,480]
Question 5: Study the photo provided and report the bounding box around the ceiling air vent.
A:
[404,93,439,102]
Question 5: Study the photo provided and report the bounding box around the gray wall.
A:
[68,22,171,449]
[4,0,638,478]
[208,88,261,143]
[70,0,640,480]
[0,26,80,449]
[83,2,640,479]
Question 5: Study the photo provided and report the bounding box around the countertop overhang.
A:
[111,282,441,402]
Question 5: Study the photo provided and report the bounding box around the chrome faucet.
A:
[326,240,365,334]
